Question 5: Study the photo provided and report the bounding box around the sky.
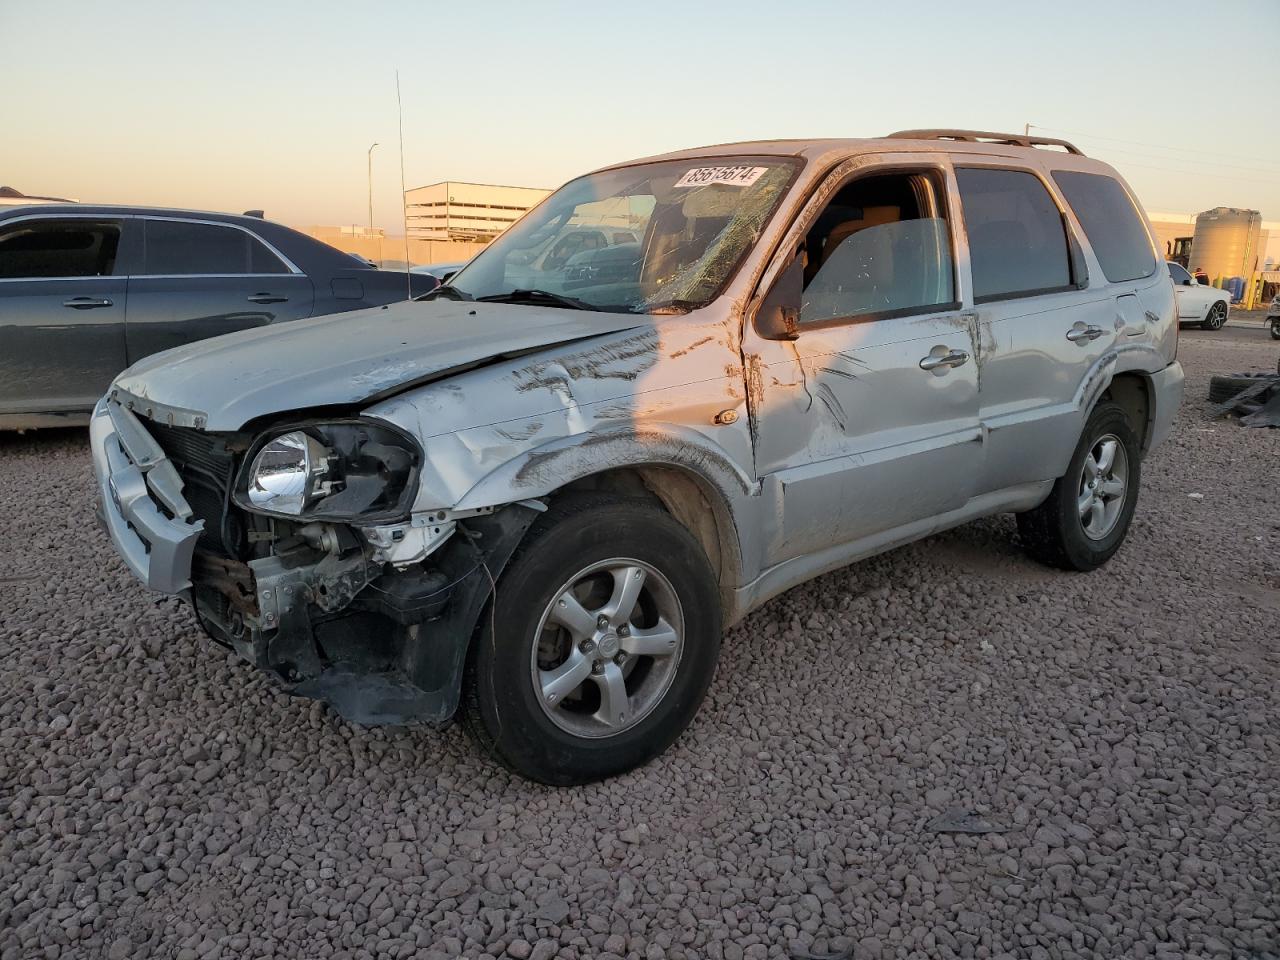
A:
[3,0,1278,230]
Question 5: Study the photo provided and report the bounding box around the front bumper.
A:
[1146,360,1184,454]
[90,397,203,594]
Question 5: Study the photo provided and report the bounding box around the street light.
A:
[367,142,379,238]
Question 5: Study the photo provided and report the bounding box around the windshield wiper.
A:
[476,288,596,311]
[418,284,474,302]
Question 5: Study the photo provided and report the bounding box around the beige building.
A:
[405,181,550,242]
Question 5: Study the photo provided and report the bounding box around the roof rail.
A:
[887,129,1084,156]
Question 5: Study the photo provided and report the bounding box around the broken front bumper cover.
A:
[90,392,543,726]
[90,396,203,594]
[193,505,539,726]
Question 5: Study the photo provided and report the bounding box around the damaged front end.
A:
[92,392,538,725]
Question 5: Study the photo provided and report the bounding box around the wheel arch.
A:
[451,425,754,619]
[1099,370,1154,456]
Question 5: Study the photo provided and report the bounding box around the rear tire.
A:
[1017,401,1141,571]
[1201,301,1227,331]
[1270,319,1280,341]
[461,493,721,785]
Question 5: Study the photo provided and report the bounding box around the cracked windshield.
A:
[441,158,799,314]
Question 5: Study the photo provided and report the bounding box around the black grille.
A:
[147,422,239,553]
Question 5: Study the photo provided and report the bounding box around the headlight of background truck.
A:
[233,420,420,522]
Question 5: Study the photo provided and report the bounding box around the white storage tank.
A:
[1191,207,1262,285]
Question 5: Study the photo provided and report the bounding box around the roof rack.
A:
[887,129,1084,156]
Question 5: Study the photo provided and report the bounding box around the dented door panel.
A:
[972,290,1116,491]
[747,310,981,564]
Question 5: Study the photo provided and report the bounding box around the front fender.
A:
[454,421,754,508]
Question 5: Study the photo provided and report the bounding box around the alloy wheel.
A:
[530,559,685,739]
[1077,434,1129,540]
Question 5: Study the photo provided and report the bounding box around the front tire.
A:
[1270,318,1280,341]
[461,493,722,785]
[1201,301,1227,330]
[1017,401,1141,571]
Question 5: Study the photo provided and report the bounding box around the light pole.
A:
[367,142,379,238]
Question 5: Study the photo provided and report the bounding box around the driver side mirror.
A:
[754,255,804,341]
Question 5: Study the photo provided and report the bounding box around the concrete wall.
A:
[302,225,488,267]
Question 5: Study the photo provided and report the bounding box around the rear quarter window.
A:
[1052,170,1155,284]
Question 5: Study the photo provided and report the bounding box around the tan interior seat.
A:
[820,206,900,266]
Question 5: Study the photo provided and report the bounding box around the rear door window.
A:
[1053,170,1155,283]
[956,168,1071,302]
[142,219,289,275]
[0,219,122,278]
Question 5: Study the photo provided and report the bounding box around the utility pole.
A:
[1024,122,1031,136]
[367,142,379,238]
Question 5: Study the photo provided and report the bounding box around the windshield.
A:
[443,157,800,314]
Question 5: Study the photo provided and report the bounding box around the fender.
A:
[452,422,760,595]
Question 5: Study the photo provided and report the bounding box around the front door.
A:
[124,217,313,362]
[745,160,982,567]
[0,216,128,416]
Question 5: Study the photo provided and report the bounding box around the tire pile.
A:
[1208,367,1280,428]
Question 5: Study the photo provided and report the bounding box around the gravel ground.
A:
[2,333,1277,960]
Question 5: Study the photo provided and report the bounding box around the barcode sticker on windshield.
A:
[673,165,768,188]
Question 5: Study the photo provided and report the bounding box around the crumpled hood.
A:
[113,299,644,430]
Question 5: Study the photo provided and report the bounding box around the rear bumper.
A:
[1146,361,1184,454]
[90,396,203,594]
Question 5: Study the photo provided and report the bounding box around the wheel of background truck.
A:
[461,493,722,785]
[1208,373,1273,403]
[1200,301,1227,331]
[1016,401,1141,572]
[1270,319,1280,341]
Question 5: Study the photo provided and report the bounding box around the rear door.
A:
[124,217,313,362]
[0,216,128,416]
[952,164,1111,493]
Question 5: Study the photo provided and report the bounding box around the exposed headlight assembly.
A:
[233,420,420,522]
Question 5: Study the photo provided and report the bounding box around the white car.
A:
[1266,294,1279,340]
[1167,261,1230,330]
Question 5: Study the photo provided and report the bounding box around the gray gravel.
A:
[2,332,1278,960]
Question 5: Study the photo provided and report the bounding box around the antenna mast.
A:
[396,70,411,298]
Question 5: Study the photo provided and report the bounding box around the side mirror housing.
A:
[754,256,804,341]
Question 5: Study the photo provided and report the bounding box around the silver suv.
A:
[91,130,1184,784]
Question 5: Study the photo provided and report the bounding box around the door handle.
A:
[919,349,969,371]
[248,293,288,304]
[62,297,113,310]
[1066,324,1104,343]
